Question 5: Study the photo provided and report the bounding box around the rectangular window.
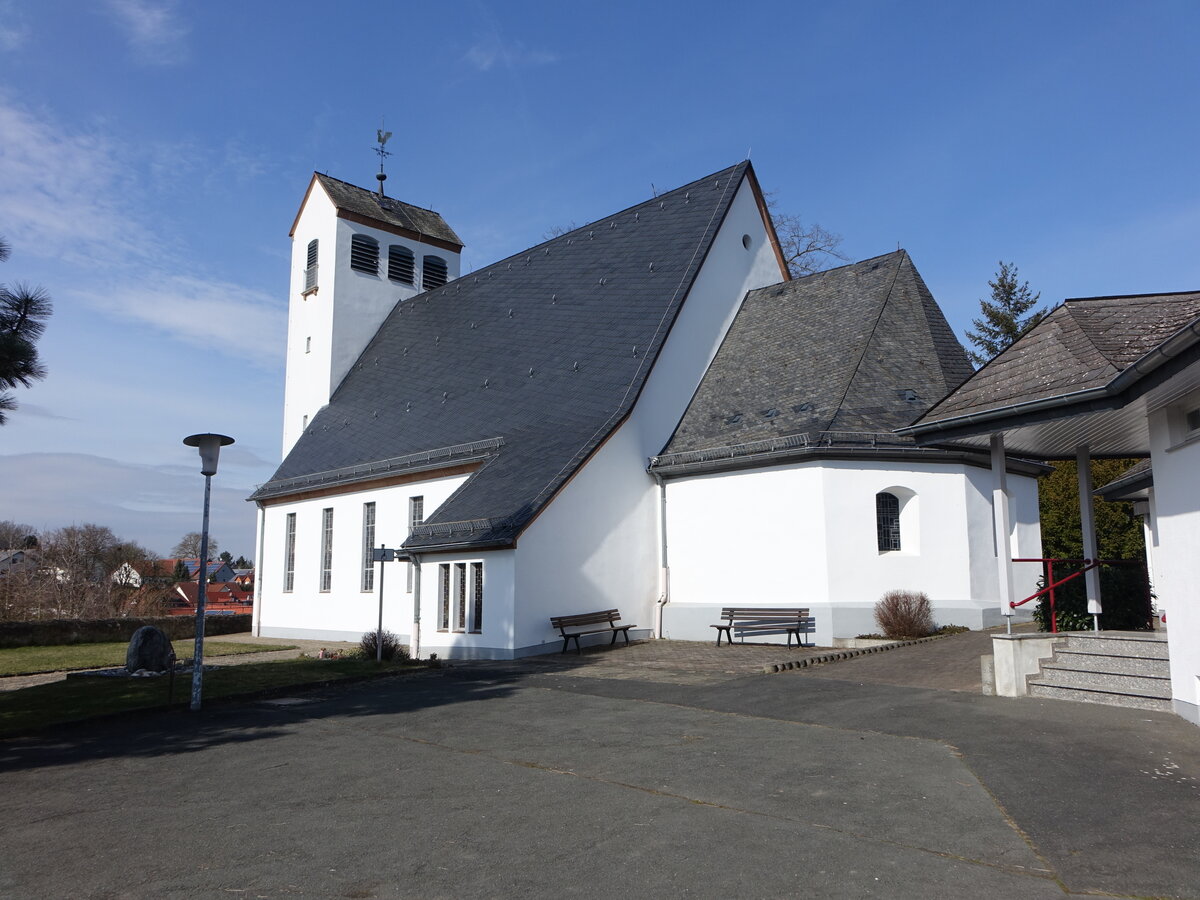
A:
[320,507,334,591]
[361,502,376,592]
[407,495,424,592]
[1187,408,1200,434]
[470,562,483,633]
[304,239,319,293]
[454,562,467,631]
[283,513,296,592]
[438,563,450,631]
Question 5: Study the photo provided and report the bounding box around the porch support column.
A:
[991,433,1015,631]
[1075,445,1102,631]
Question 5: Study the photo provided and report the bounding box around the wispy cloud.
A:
[103,0,189,66]
[0,94,285,364]
[71,275,284,363]
[464,36,558,72]
[0,1,30,51]
[0,452,260,557]
[12,403,75,421]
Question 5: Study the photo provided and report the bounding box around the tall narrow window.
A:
[438,563,451,630]
[422,254,448,290]
[876,492,901,552]
[470,562,483,633]
[361,502,376,592]
[304,239,319,292]
[283,513,296,592]
[407,495,424,592]
[320,507,334,591]
[350,234,380,274]
[454,562,467,632]
[388,245,415,284]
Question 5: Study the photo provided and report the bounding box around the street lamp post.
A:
[183,432,234,712]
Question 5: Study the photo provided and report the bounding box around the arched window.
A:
[422,254,448,290]
[350,234,380,274]
[876,492,901,551]
[304,239,319,292]
[388,245,415,284]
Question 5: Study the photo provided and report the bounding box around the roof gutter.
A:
[899,313,1200,441]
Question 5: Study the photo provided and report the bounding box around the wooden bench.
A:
[712,607,813,647]
[550,609,635,654]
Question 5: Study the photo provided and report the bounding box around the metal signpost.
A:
[372,546,396,662]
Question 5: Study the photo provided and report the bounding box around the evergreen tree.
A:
[218,550,234,565]
[172,559,190,581]
[965,261,1045,367]
[0,237,53,425]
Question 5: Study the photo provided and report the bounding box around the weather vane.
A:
[373,122,392,196]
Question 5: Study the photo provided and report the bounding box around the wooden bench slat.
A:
[550,609,635,654]
[712,607,814,648]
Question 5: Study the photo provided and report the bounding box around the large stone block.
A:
[126,626,175,674]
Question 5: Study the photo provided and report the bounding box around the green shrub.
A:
[874,590,936,640]
[1033,563,1152,632]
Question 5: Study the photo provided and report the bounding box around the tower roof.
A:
[253,162,763,550]
[291,172,463,249]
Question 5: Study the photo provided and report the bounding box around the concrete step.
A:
[1028,681,1174,713]
[1060,631,1169,658]
[1033,666,1171,698]
[1048,649,1171,678]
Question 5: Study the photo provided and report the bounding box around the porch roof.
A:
[898,291,1200,458]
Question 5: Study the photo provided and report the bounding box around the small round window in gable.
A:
[742,234,753,250]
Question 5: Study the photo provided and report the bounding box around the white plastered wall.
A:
[661,459,1042,644]
[513,177,786,656]
[1148,390,1200,725]
[256,472,469,642]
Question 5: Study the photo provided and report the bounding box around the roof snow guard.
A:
[255,162,758,550]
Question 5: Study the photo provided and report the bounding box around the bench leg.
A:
[560,635,570,654]
[715,626,729,647]
[610,630,618,645]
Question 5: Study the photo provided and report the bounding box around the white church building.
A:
[250,162,1042,658]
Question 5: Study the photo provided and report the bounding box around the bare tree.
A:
[0,520,38,550]
[171,532,218,558]
[763,191,847,278]
[542,221,578,241]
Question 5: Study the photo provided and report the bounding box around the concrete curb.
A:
[762,633,951,674]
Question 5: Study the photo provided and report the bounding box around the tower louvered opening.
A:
[388,245,415,284]
[422,254,448,290]
[350,234,380,274]
[305,239,319,291]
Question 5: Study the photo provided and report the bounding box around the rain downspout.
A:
[409,552,423,660]
[652,471,670,638]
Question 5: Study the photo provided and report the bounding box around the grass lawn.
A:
[0,640,296,677]
[0,656,415,738]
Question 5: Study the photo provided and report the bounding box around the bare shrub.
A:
[874,590,936,639]
[359,629,408,662]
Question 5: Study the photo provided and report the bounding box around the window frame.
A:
[361,502,376,592]
[876,492,902,552]
[320,507,334,592]
[283,512,296,592]
[407,495,424,593]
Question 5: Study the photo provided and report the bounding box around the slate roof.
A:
[908,291,1200,430]
[653,250,974,470]
[306,173,463,248]
[253,162,759,550]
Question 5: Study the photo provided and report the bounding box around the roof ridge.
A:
[789,248,907,281]
[314,172,445,214]
[1063,289,1200,304]
[821,251,906,432]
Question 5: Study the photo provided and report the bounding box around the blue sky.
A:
[1,0,1198,558]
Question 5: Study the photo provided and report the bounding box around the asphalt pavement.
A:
[1,633,1196,899]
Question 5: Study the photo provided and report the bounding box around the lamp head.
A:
[183,433,235,476]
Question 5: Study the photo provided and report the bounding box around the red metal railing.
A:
[1011,558,1101,633]
[1011,558,1151,633]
